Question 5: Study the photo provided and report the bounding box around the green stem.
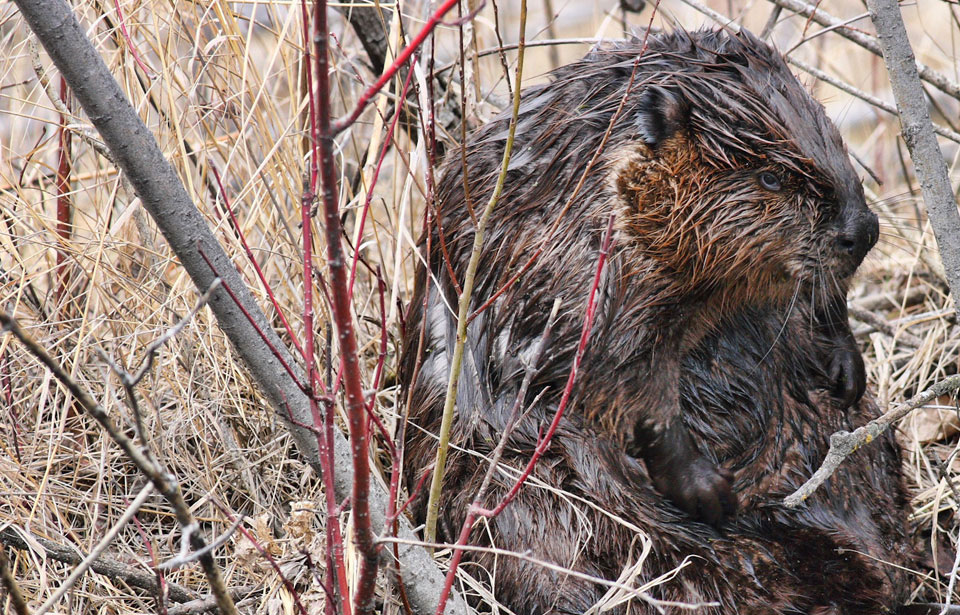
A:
[423,0,528,545]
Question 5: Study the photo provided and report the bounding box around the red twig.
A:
[129,508,168,614]
[330,0,459,135]
[388,462,434,527]
[196,246,308,393]
[210,166,307,362]
[434,214,616,615]
[55,76,72,308]
[214,504,309,615]
[363,268,395,456]
[299,178,350,614]
[346,59,417,302]
[112,0,154,76]
[299,0,319,191]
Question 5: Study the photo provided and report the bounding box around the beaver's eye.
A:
[757,171,782,192]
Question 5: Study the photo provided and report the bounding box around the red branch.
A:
[210,167,307,362]
[214,503,309,615]
[112,0,154,76]
[346,60,417,302]
[196,246,308,393]
[55,76,72,308]
[330,0,459,135]
[434,214,616,615]
[313,1,377,613]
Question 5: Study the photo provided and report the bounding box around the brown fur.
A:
[401,28,913,614]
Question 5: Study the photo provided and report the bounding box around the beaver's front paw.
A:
[828,344,865,409]
[650,457,737,526]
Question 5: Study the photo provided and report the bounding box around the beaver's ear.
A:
[635,86,687,146]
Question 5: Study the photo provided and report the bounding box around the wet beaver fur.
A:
[401,29,917,613]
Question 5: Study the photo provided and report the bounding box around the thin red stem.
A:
[214,504,309,615]
[196,247,308,393]
[433,214,616,614]
[346,58,417,302]
[330,0,459,135]
[112,0,154,76]
[483,214,614,516]
[55,76,72,307]
[210,167,307,363]
[300,0,319,191]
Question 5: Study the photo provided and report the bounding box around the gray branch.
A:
[0,525,197,603]
[784,375,960,506]
[9,1,463,614]
[865,0,960,303]
[771,0,960,102]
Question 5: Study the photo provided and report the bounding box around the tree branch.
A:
[864,0,960,303]
[784,375,960,507]
[0,526,197,603]
[9,1,464,613]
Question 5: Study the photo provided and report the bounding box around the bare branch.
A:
[865,0,960,303]
[784,375,960,506]
[424,0,529,546]
[848,305,924,347]
[0,526,197,603]
[769,0,960,102]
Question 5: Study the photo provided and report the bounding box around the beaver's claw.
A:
[829,345,866,409]
[650,457,737,527]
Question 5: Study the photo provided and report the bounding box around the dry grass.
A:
[0,0,958,613]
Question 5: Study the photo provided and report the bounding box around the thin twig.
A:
[423,0,529,546]
[769,0,960,102]
[784,375,960,506]
[331,0,459,134]
[433,297,560,615]
[848,305,924,347]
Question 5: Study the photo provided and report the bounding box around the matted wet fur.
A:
[401,29,915,613]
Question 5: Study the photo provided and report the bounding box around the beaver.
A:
[400,28,917,613]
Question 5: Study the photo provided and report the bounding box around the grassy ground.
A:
[0,0,958,612]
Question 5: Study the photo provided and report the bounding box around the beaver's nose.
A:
[838,209,878,266]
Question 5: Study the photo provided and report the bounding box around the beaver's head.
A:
[613,29,877,304]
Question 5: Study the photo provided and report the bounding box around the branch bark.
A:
[784,375,960,506]
[770,0,960,102]
[865,0,960,303]
[0,525,197,603]
[10,1,464,613]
